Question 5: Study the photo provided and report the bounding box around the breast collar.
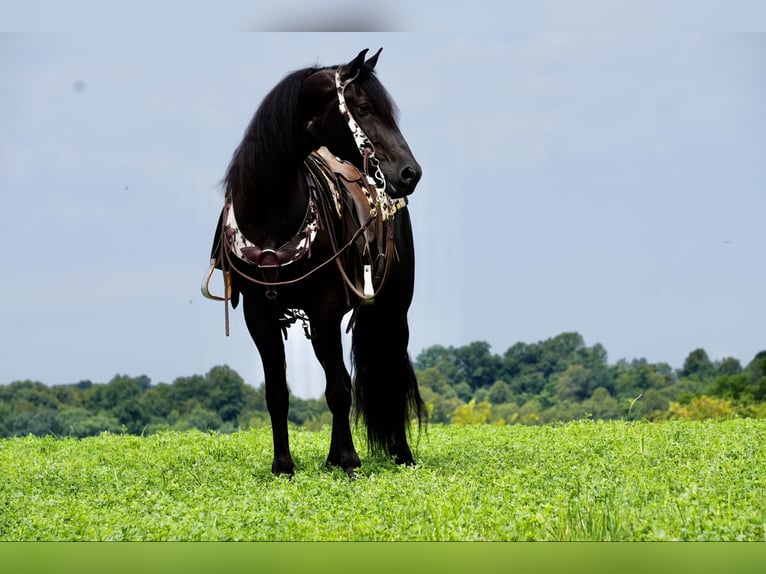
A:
[222,149,405,270]
[223,193,319,269]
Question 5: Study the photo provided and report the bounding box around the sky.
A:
[1,5,765,398]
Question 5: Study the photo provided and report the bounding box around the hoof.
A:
[271,456,295,477]
[272,468,294,478]
[392,445,415,466]
[326,452,361,478]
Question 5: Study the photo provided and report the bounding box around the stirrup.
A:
[201,259,230,302]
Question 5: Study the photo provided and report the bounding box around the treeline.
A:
[0,366,332,438]
[2,332,765,438]
[415,333,766,425]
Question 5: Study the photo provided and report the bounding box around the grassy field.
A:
[1,420,764,541]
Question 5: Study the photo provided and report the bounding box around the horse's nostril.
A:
[400,166,418,184]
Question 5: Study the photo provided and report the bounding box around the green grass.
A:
[1,420,765,541]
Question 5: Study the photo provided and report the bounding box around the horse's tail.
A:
[351,302,427,459]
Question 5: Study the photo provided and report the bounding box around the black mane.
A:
[224,64,397,204]
[225,67,316,203]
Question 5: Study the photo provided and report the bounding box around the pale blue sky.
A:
[1,11,765,397]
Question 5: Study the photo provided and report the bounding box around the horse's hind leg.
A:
[309,315,361,476]
[351,303,426,467]
[243,297,294,476]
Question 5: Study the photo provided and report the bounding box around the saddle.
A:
[309,146,381,250]
[204,147,406,309]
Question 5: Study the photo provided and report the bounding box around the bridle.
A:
[201,65,406,336]
[334,67,386,193]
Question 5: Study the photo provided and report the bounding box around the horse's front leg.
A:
[243,297,294,476]
[310,315,361,477]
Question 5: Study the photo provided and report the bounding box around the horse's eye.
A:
[356,103,374,117]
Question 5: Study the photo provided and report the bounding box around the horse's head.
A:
[301,49,421,198]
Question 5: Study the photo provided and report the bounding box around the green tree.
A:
[5,381,60,410]
[88,375,149,434]
[172,406,221,431]
[578,343,616,395]
[492,402,521,424]
[417,367,454,397]
[450,399,492,426]
[715,357,742,377]
[662,376,709,404]
[170,375,212,413]
[518,399,543,425]
[539,401,586,424]
[1,381,64,436]
[669,396,736,420]
[207,365,246,422]
[4,409,61,436]
[745,351,766,401]
[579,342,609,371]
[632,389,670,420]
[452,341,501,390]
[51,385,83,407]
[582,387,621,420]
[680,348,715,381]
[537,332,586,377]
[710,374,752,402]
[452,381,473,402]
[553,364,591,402]
[288,395,329,426]
[427,396,465,424]
[487,380,514,404]
[501,342,526,381]
[139,384,173,420]
[614,360,672,399]
[413,345,453,371]
[0,402,11,437]
[57,407,121,437]
[513,372,546,397]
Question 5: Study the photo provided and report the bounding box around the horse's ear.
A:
[344,49,369,80]
[363,48,382,74]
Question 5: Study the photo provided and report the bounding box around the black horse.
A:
[203,49,426,476]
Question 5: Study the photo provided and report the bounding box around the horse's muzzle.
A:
[388,162,422,198]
